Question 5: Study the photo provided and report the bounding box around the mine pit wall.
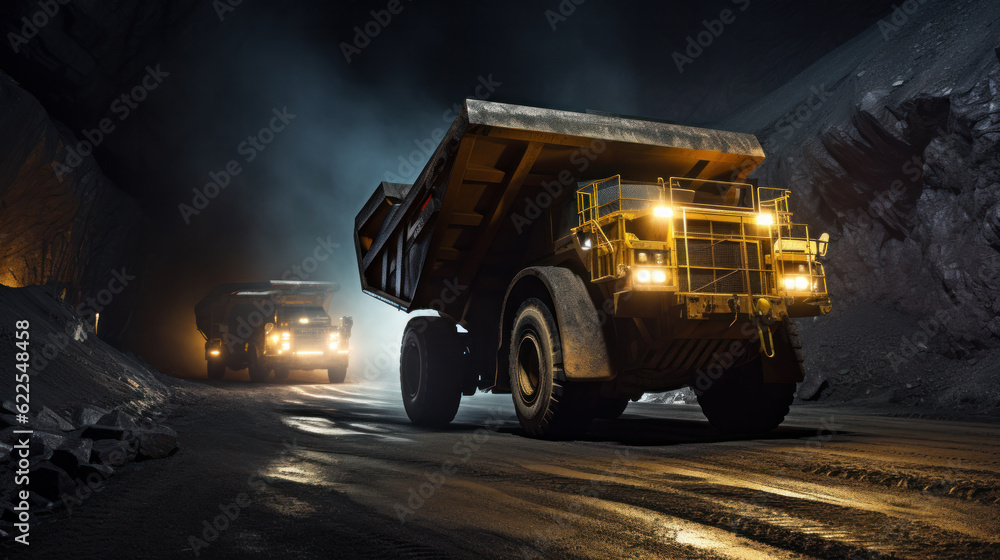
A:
[720,0,1000,355]
[0,70,144,349]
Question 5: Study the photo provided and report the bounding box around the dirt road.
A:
[20,375,1000,559]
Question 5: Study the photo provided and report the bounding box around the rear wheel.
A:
[509,298,594,438]
[594,397,629,420]
[399,317,463,427]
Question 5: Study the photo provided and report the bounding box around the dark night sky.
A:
[1,0,902,375]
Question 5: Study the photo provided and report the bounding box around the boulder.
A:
[33,407,76,432]
[97,409,138,430]
[135,427,179,460]
[73,405,111,428]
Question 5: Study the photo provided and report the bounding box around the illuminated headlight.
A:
[757,213,775,227]
[654,253,665,265]
[270,334,279,344]
[654,206,673,219]
[281,341,290,351]
[329,341,339,351]
[281,332,290,340]
[299,317,309,324]
[637,252,648,264]
[209,349,220,356]
[782,276,812,292]
[635,268,669,284]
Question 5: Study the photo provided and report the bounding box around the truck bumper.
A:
[266,351,349,370]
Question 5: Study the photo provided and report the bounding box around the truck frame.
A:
[355,100,831,436]
[195,280,353,383]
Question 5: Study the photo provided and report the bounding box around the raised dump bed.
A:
[355,100,831,437]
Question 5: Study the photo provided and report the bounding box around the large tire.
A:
[509,298,594,438]
[327,366,347,384]
[207,358,226,380]
[694,322,800,435]
[594,397,629,420]
[399,317,463,427]
[248,345,270,383]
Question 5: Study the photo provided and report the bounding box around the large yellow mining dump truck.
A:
[355,100,831,437]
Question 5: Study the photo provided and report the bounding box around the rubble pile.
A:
[0,404,178,538]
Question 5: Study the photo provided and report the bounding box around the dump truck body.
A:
[195,280,353,382]
[355,100,831,435]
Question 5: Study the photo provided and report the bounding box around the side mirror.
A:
[817,233,830,257]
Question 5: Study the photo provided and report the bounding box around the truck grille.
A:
[676,226,768,295]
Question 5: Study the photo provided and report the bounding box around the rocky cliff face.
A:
[716,0,1000,410]
[0,71,143,346]
[721,0,1000,353]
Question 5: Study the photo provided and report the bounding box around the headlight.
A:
[654,206,673,218]
[637,252,648,264]
[782,275,812,292]
[281,341,290,350]
[757,213,775,227]
[655,253,665,265]
[634,268,669,284]
[209,349,220,356]
[282,332,290,340]
[299,317,309,324]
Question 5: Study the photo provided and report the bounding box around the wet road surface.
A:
[23,374,1000,559]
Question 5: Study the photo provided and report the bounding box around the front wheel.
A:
[327,366,347,384]
[399,317,463,427]
[509,298,594,438]
[696,371,795,435]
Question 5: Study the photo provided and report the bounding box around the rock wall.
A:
[0,71,143,344]
[720,0,1000,353]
